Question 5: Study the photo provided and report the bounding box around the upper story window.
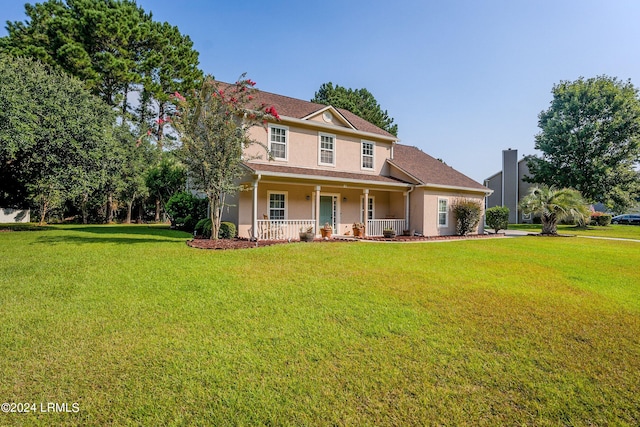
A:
[438,198,448,227]
[318,133,335,166]
[269,125,288,160]
[361,140,374,170]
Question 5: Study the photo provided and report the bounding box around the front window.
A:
[268,192,286,220]
[438,198,448,227]
[361,141,374,170]
[361,196,375,221]
[319,133,335,166]
[269,125,287,160]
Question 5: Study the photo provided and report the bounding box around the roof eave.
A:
[386,160,425,185]
[273,115,398,142]
[243,168,411,188]
[419,182,493,194]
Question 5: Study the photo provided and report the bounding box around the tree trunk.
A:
[138,202,144,223]
[106,193,114,224]
[122,84,129,118]
[39,198,48,226]
[155,198,161,222]
[81,193,88,224]
[209,191,225,240]
[125,199,133,224]
[542,213,558,235]
[156,103,165,150]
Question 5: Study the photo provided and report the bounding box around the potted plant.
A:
[383,227,396,238]
[320,222,333,238]
[299,226,314,242]
[352,222,365,237]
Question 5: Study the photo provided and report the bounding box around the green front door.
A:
[319,196,335,229]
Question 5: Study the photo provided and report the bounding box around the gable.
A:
[215,80,396,139]
[302,106,355,130]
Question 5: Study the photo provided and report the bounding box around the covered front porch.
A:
[255,218,408,240]
[233,174,412,240]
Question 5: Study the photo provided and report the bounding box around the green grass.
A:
[1,225,639,426]
[509,222,640,240]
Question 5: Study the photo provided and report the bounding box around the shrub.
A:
[194,218,212,238]
[165,192,207,232]
[590,212,612,226]
[485,206,510,233]
[194,219,236,239]
[451,198,483,236]
[219,222,236,239]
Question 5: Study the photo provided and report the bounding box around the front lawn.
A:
[509,222,640,239]
[1,225,638,425]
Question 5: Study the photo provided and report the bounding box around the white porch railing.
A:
[367,219,406,236]
[257,219,315,240]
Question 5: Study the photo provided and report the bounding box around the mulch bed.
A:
[187,233,503,250]
[187,238,284,250]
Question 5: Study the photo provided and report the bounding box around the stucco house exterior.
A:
[222,87,491,239]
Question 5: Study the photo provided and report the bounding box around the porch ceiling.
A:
[242,162,412,189]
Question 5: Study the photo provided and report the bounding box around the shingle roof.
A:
[217,81,396,138]
[389,144,489,191]
[243,162,410,185]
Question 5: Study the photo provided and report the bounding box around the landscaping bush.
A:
[485,206,510,233]
[219,222,236,239]
[590,212,612,226]
[195,218,212,238]
[194,219,236,239]
[451,198,483,236]
[165,192,207,232]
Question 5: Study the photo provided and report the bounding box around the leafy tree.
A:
[451,198,483,236]
[519,186,589,235]
[145,155,186,222]
[165,191,207,232]
[173,75,279,240]
[1,0,202,135]
[485,206,510,234]
[115,125,155,224]
[526,76,640,213]
[0,54,116,224]
[311,82,398,136]
[138,21,202,149]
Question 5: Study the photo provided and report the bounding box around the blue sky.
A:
[3,0,640,182]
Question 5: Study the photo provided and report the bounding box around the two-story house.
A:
[221,86,491,239]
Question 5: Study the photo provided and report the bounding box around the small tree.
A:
[165,191,207,232]
[451,198,483,236]
[145,155,186,222]
[485,206,510,234]
[173,75,279,240]
[519,186,589,235]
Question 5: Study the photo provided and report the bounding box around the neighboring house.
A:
[484,149,533,223]
[0,208,30,223]
[222,87,491,239]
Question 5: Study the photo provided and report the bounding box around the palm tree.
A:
[519,186,589,235]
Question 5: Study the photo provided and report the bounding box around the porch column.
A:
[404,191,409,231]
[252,179,259,240]
[315,185,321,236]
[363,188,369,237]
